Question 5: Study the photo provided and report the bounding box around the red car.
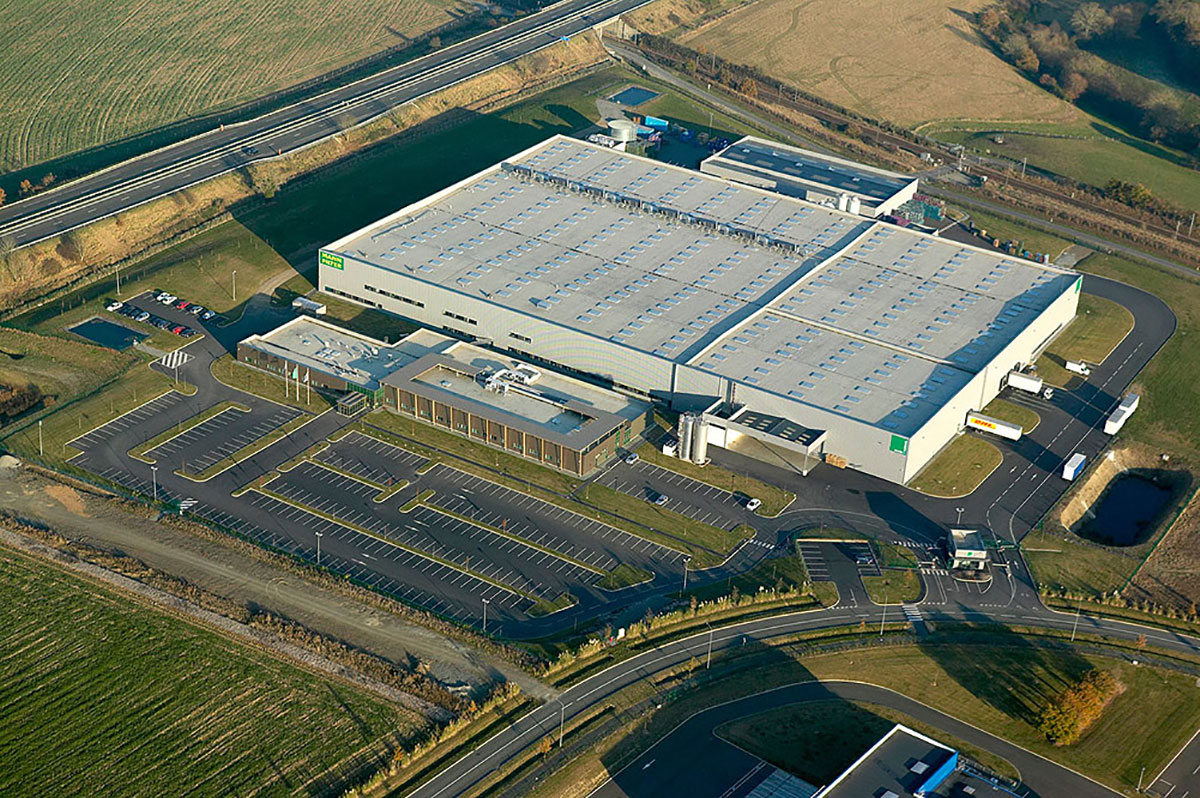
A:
[174,299,191,310]
[171,325,186,335]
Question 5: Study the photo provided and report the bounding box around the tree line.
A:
[978,0,1200,156]
[1036,668,1124,745]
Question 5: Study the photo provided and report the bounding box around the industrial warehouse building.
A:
[701,136,919,218]
[316,135,1080,484]
[238,316,650,476]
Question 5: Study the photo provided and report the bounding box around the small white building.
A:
[948,528,988,571]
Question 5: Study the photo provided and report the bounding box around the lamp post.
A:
[38,420,43,457]
[232,269,238,302]
[315,531,323,566]
[880,587,888,637]
[482,598,490,635]
[558,700,566,747]
[705,621,714,669]
[151,466,158,502]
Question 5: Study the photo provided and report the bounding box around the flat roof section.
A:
[818,724,957,798]
[731,409,825,447]
[384,344,648,450]
[708,136,913,202]
[325,136,1077,436]
[239,316,439,391]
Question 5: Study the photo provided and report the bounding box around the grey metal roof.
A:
[709,137,912,202]
[329,136,1077,436]
[819,725,956,798]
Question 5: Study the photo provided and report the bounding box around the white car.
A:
[745,497,761,512]
[159,294,177,305]
[653,493,669,507]
[106,301,123,312]
[624,453,639,465]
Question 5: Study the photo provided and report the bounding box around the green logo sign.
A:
[889,434,909,455]
[320,251,344,270]
[1075,276,1082,293]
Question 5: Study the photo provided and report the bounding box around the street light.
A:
[482,598,490,635]
[880,586,888,637]
[558,699,566,747]
[315,531,323,566]
[955,507,965,525]
[232,269,238,302]
[682,557,691,591]
[705,621,714,669]
[38,420,43,457]
[151,466,158,502]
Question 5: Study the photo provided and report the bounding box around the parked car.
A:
[624,453,639,465]
[180,328,198,338]
[155,290,171,301]
[856,553,873,566]
[188,304,205,316]
[200,310,216,321]
[153,318,171,329]
[136,311,151,323]
[653,493,669,506]
[106,300,123,312]
[159,294,177,305]
[119,305,138,318]
[171,325,185,335]
[174,299,191,310]
[745,497,761,512]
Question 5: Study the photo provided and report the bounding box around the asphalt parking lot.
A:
[67,391,187,451]
[797,540,876,607]
[313,431,429,486]
[149,404,299,473]
[266,460,583,602]
[596,458,750,528]
[429,464,686,570]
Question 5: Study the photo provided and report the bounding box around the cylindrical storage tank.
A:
[608,119,638,143]
[837,193,850,212]
[691,418,709,464]
[847,196,861,215]
[677,413,695,462]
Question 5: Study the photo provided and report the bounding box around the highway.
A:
[0,0,648,249]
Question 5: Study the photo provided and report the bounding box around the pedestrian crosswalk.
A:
[178,497,198,513]
[161,350,192,370]
[902,604,923,623]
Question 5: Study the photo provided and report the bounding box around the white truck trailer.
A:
[1065,360,1091,376]
[1006,371,1044,394]
[1062,452,1087,481]
[966,412,1022,441]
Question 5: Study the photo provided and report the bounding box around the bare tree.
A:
[1071,2,1114,40]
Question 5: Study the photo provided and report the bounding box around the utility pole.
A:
[38,420,43,457]
[151,466,158,502]
[1020,157,1027,178]
[1189,211,1195,238]
[880,588,887,636]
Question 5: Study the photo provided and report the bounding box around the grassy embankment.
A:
[981,397,1040,433]
[0,541,425,798]
[1036,293,1135,389]
[861,570,923,604]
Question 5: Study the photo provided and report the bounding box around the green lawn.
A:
[909,435,1003,498]
[861,570,922,604]
[0,542,424,798]
[981,398,1040,434]
[211,355,334,414]
[802,643,1200,792]
[1036,293,1134,388]
[717,700,1018,785]
[1022,526,1140,597]
[931,124,1200,211]
[635,441,794,516]
[875,541,919,569]
[682,541,815,603]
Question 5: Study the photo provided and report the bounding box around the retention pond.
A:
[1080,471,1174,546]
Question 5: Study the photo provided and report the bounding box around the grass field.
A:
[982,398,1039,434]
[0,0,464,173]
[0,542,423,797]
[861,570,922,604]
[717,700,1018,784]
[909,434,1003,498]
[1022,525,1140,596]
[679,0,1078,128]
[931,124,1200,211]
[1036,293,1134,388]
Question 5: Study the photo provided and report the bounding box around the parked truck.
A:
[966,412,1022,441]
[1062,452,1087,481]
[1065,360,1091,376]
[1006,370,1043,395]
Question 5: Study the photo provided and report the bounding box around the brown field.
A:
[678,0,1080,127]
[1130,494,1200,614]
[1,0,467,172]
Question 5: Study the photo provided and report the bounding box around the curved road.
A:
[407,600,1200,798]
[0,0,648,248]
[592,680,1117,798]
